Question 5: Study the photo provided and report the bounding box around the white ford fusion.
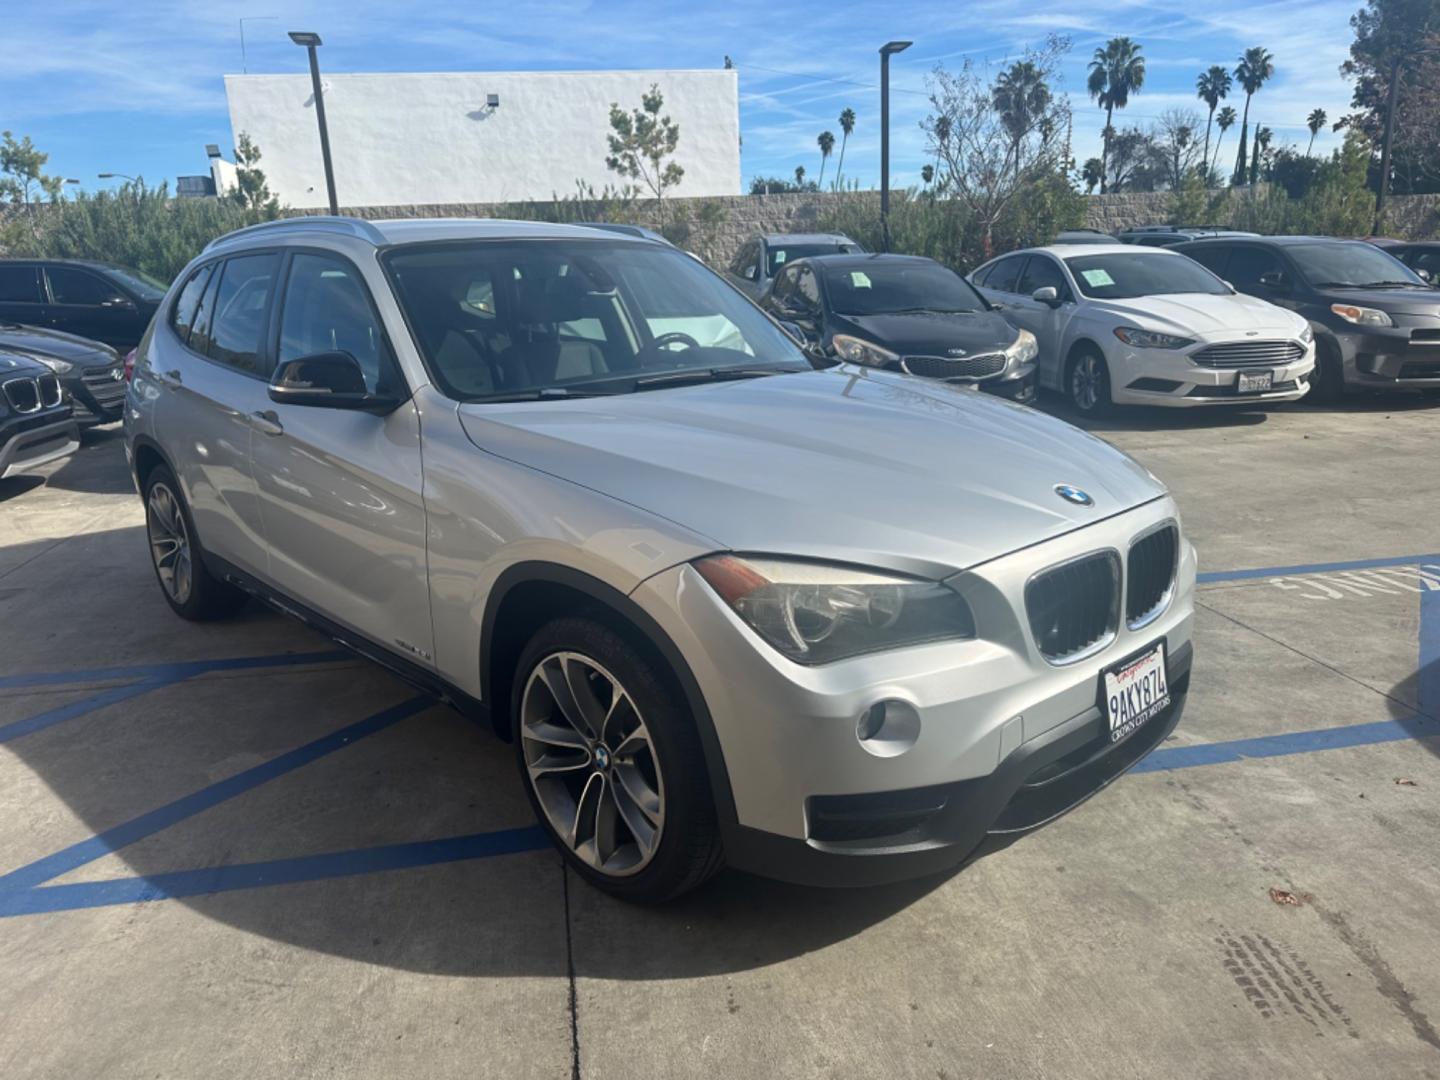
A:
[970,244,1315,413]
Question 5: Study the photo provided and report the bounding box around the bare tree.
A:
[923,35,1073,258]
[1153,107,1204,190]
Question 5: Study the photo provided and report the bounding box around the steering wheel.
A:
[647,331,702,358]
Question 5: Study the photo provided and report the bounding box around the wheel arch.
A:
[480,561,739,828]
[130,435,174,493]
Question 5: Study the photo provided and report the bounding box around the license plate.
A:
[1103,643,1170,744]
[1236,369,1274,393]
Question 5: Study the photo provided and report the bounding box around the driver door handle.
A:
[251,410,284,436]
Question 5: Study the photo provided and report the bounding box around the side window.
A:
[1226,247,1285,290]
[206,253,280,376]
[1182,245,1230,276]
[770,265,798,306]
[745,244,762,281]
[278,253,389,392]
[0,265,42,303]
[984,256,1024,294]
[795,265,822,312]
[46,266,118,306]
[1406,250,1440,278]
[169,264,213,345]
[730,242,753,277]
[1018,256,1068,299]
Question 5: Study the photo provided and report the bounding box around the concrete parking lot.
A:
[1,397,1437,1079]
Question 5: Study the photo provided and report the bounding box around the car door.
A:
[1011,254,1076,387]
[971,254,1028,312]
[0,264,47,327]
[156,254,278,578]
[249,248,433,666]
[42,265,137,348]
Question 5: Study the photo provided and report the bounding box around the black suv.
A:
[0,322,127,424]
[0,349,79,479]
[1175,235,1440,398]
[0,259,165,351]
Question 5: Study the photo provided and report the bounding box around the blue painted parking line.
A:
[0,696,433,894]
[1198,553,1440,585]
[0,648,349,691]
[1135,716,1435,773]
[0,678,174,744]
[0,826,549,918]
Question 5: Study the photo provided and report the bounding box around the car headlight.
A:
[831,334,899,367]
[1004,328,1039,365]
[1330,303,1393,327]
[694,554,976,664]
[1299,323,1315,344]
[1112,327,1193,350]
[22,354,75,375]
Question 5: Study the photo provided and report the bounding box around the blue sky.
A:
[6,0,1363,197]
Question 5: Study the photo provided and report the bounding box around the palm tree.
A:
[1196,65,1232,179]
[1306,108,1327,156]
[817,130,835,187]
[794,164,806,189]
[1231,46,1275,185]
[1213,105,1237,180]
[1087,37,1146,193]
[921,163,934,188]
[834,108,856,188]
[1251,125,1273,185]
[1081,157,1104,194]
[992,61,1052,180]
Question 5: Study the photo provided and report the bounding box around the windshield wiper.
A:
[884,306,977,315]
[1356,280,1430,289]
[632,366,802,390]
[470,386,619,402]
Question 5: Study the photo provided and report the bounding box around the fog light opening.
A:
[856,698,921,758]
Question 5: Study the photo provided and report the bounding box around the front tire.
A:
[143,465,248,621]
[1308,338,1347,403]
[1068,348,1113,416]
[513,615,722,903]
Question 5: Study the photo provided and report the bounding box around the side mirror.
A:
[1258,270,1287,290]
[268,351,399,414]
[1417,268,1433,283]
[1031,286,1061,307]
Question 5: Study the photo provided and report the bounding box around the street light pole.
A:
[879,40,912,253]
[289,30,338,215]
[97,172,138,182]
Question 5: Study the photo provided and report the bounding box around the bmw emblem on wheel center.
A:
[1054,484,1094,507]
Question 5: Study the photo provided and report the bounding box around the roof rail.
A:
[204,215,387,252]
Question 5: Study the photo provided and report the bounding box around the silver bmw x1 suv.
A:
[124,217,1195,902]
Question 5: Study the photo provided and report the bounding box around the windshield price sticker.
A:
[851,271,873,288]
[1081,268,1116,287]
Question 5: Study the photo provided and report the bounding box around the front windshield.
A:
[385,239,810,401]
[1064,253,1229,299]
[1287,242,1427,288]
[821,261,987,315]
[768,243,857,276]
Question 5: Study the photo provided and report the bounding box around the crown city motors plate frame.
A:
[1099,639,1171,745]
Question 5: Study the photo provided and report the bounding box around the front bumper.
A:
[980,366,1037,404]
[1108,337,1315,407]
[0,415,80,479]
[1334,326,1440,388]
[631,496,1195,885]
[67,363,127,425]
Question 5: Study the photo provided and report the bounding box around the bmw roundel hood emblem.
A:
[1054,484,1094,507]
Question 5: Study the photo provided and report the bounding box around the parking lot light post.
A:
[289,30,339,215]
[880,40,912,253]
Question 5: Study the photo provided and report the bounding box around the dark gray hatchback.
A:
[1174,236,1440,399]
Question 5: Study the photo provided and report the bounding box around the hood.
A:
[1310,285,1440,316]
[0,322,118,367]
[1094,292,1305,337]
[833,310,1018,356]
[458,368,1165,578]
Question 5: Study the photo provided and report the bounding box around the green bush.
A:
[816,169,1084,272]
[1,181,280,285]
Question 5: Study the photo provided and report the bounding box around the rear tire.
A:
[512,615,723,903]
[142,465,248,621]
[1067,347,1114,416]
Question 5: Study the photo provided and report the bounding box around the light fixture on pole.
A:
[879,40,912,252]
[97,172,138,182]
[289,30,339,215]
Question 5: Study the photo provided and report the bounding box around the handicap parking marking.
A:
[1,552,1437,919]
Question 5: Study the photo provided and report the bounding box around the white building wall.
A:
[224,69,740,209]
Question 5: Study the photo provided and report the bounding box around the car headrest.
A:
[514,274,589,325]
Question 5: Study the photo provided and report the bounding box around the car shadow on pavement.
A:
[34,425,137,497]
[1386,659,1440,763]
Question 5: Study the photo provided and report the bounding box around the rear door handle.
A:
[164,369,182,383]
[251,409,284,436]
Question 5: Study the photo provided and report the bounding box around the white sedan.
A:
[969,244,1315,412]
